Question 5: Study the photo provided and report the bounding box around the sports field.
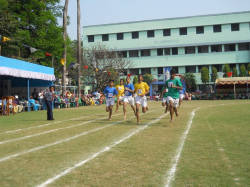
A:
[0,100,250,187]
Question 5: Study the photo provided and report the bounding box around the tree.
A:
[201,67,209,84]
[82,43,134,91]
[62,0,69,96]
[211,66,218,82]
[223,64,231,77]
[181,73,196,92]
[133,75,138,85]
[143,73,154,85]
[232,67,238,77]
[239,64,246,77]
[247,63,250,76]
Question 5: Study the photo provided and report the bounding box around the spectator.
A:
[38,89,44,103]
[13,96,23,113]
[54,94,59,108]
[60,95,66,108]
[75,95,79,107]
[70,95,75,107]
[29,96,40,111]
[65,96,70,108]
[32,88,38,100]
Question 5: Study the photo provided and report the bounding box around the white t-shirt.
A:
[38,92,44,99]
[96,93,101,99]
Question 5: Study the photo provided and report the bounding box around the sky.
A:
[59,0,250,40]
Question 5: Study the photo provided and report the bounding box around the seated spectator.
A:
[66,91,72,100]
[29,96,40,111]
[54,94,59,108]
[65,96,70,108]
[60,95,66,108]
[32,88,38,100]
[75,95,79,107]
[13,96,23,113]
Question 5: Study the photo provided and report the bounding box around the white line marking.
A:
[0,110,158,162]
[0,111,133,145]
[36,113,167,187]
[164,107,200,187]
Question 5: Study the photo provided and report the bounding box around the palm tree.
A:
[182,73,197,92]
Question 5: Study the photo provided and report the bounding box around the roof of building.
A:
[83,11,250,28]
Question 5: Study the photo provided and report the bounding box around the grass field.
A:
[0,100,250,187]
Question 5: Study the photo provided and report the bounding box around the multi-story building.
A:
[82,11,250,97]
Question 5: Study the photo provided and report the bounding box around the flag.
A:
[22,44,31,48]
[55,56,60,60]
[68,62,78,69]
[46,53,52,57]
[30,47,38,53]
[60,58,66,65]
[3,36,11,42]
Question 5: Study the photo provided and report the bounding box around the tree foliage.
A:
[232,67,238,77]
[0,0,75,79]
[133,75,138,85]
[81,43,134,91]
[181,73,197,92]
[143,73,154,85]
[223,64,231,77]
[211,66,218,82]
[239,64,246,77]
[247,63,250,75]
[201,67,209,84]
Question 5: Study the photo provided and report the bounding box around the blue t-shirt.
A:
[103,86,118,98]
[124,83,134,96]
[179,81,186,94]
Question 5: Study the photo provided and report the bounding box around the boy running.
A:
[179,80,187,108]
[165,69,183,122]
[123,76,136,119]
[103,80,118,121]
[160,86,169,114]
[115,79,124,113]
[134,74,150,124]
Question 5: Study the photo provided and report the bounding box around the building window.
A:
[238,43,249,51]
[141,49,151,57]
[102,34,109,41]
[117,33,123,40]
[213,25,221,33]
[172,48,178,55]
[212,65,223,72]
[129,50,139,57]
[185,66,196,73]
[180,27,187,35]
[132,31,139,39]
[164,48,171,55]
[158,67,163,74]
[196,26,204,34]
[88,35,94,42]
[163,29,171,36]
[147,30,154,38]
[118,51,127,58]
[231,23,240,31]
[141,68,151,74]
[157,48,163,56]
[185,47,195,54]
[129,68,139,75]
[198,46,208,53]
[171,67,179,74]
[225,44,235,52]
[211,45,222,52]
[198,65,209,73]
[123,70,127,76]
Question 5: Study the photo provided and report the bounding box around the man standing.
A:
[115,79,124,113]
[32,88,38,100]
[160,86,169,114]
[165,69,183,122]
[134,74,150,124]
[45,85,54,120]
[103,80,118,121]
[123,76,136,119]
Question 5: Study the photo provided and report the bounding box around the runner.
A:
[160,86,169,114]
[134,74,150,124]
[123,76,136,119]
[115,79,124,113]
[165,69,183,122]
[179,80,187,108]
[103,80,118,121]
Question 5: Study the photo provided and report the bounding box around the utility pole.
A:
[77,0,81,97]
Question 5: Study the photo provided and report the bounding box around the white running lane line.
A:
[0,112,109,135]
[36,113,167,187]
[0,110,158,162]
[0,111,133,145]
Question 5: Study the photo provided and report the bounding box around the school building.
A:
[82,11,250,97]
